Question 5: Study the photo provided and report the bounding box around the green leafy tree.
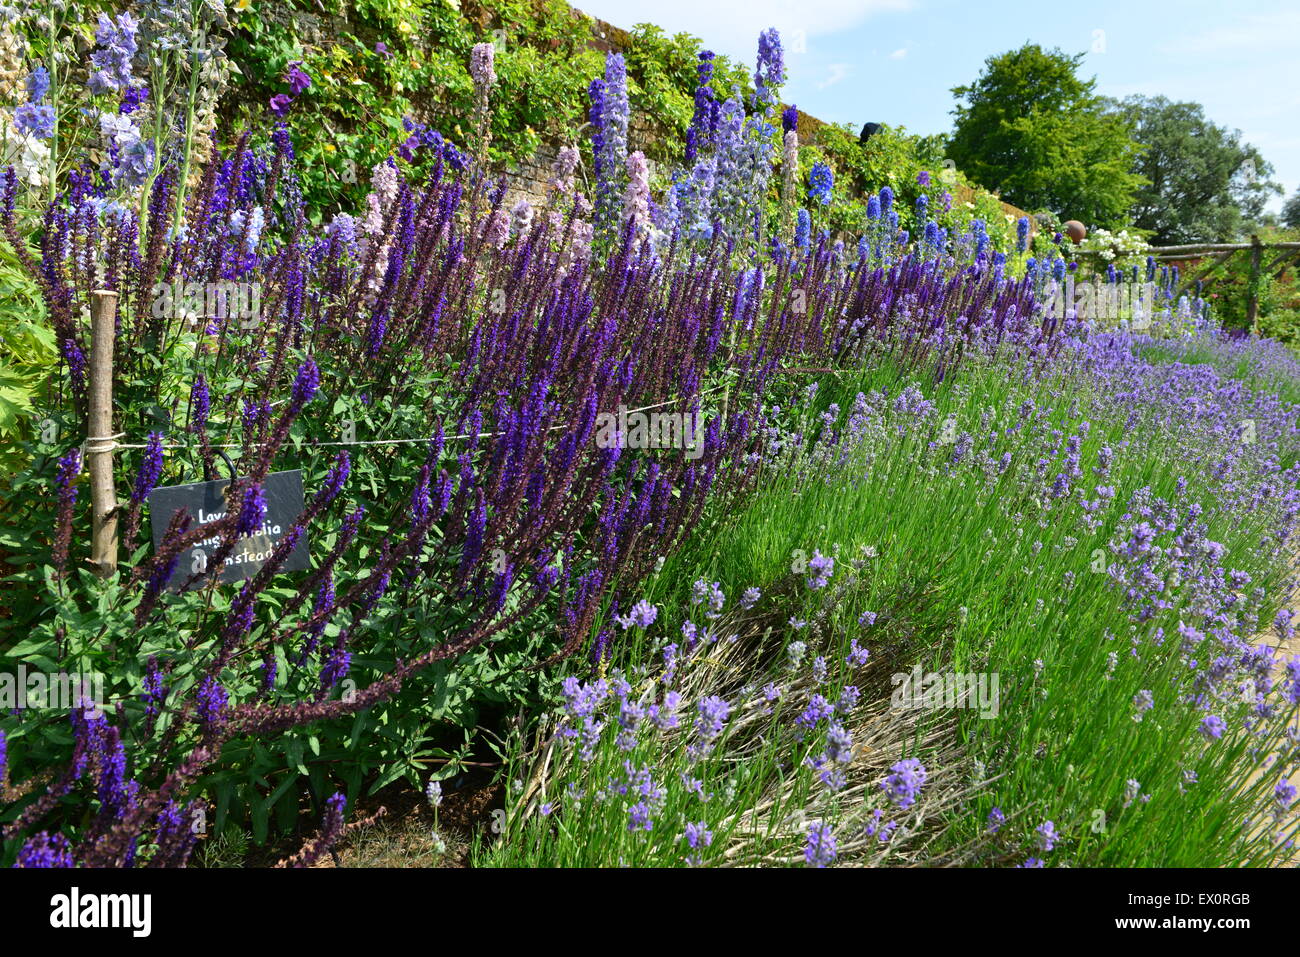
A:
[947,44,1143,228]
[1115,95,1280,244]
[1283,188,1300,230]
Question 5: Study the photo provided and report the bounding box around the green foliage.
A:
[948,44,1144,228]
[0,353,568,845]
[801,120,1049,258]
[620,23,748,173]
[1116,95,1281,244]
[0,239,55,480]
[1258,308,1300,354]
[222,0,604,221]
[1282,189,1300,231]
[812,121,941,234]
[217,1,1028,251]
[1197,228,1300,333]
[216,0,772,223]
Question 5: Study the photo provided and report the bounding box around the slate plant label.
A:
[147,469,310,590]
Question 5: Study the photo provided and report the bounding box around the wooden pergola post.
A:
[1246,234,1263,336]
[87,290,120,579]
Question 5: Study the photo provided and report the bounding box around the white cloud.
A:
[819,63,852,88]
[889,47,908,59]
[573,0,913,65]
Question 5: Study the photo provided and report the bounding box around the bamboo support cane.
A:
[87,289,119,579]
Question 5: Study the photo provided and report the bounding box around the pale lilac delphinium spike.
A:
[470,42,496,90]
[15,100,55,139]
[326,212,357,249]
[97,112,154,188]
[623,150,651,243]
[482,209,509,248]
[783,129,798,168]
[779,129,799,240]
[592,53,629,244]
[551,145,579,194]
[752,27,784,110]
[510,198,533,239]
[87,13,140,94]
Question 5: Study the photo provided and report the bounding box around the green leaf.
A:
[285,736,308,776]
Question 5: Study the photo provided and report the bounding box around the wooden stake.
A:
[1246,234,1263,336]
[88,289,119,579]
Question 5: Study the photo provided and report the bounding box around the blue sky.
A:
[574,0,1300,214]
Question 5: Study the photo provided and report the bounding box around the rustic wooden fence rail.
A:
[1146,237,1300,333]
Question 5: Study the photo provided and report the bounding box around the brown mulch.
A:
[233,766,505,869]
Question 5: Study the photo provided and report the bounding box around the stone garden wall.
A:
[260,1,1030,221]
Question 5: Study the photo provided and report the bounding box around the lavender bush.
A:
[484,329,1300,867]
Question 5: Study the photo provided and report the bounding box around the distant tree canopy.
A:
[1115,95,1281,245]
[1283,188,1300,231]
[947,44,1144,229]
